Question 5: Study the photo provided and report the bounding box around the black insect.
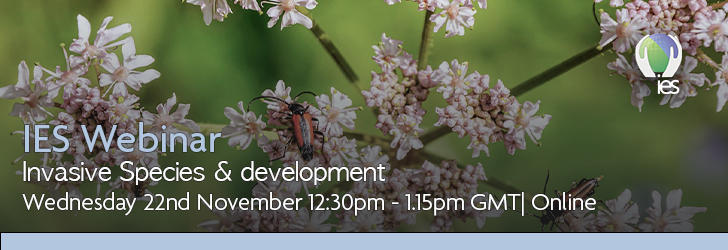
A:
[247,91,325,162]
[125,177,151,198]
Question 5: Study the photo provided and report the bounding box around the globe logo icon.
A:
[634,34,682,78]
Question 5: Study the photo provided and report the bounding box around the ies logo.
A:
[635,34,682,94]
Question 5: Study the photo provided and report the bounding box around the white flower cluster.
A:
[1,14,200,202]
[186,0,318,29]
[558,188,706,232]
[363,34,552,158]
[383,0,488,37]
[598,0,728,112]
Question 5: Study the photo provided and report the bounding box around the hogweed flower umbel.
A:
[552,188,707,232]
[597,0,726,112]
[383,0,487,37]
[185,0,318,30]
[1,14,200,207]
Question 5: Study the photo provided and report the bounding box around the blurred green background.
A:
[0,0,726,232]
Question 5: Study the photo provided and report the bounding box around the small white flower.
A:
[411,160,441,191]
[99,38,160,97]
[291,208,333,232]
[432,60,477,99]
[264,0,318,30]
[106,95,141,125]
[717,82,728,112]
[660,56,710,109]
[187,0,233,26]
[372,33,413,72]
[324,137,358,167]
[347,145,390,189]
[0,61,55,123]
[339,210,384,232]
[608,53,651,112]
[595,0,624,7]
[503,100,551,148]
[70,14,131,60]
[235,0,261,12]
[142,93,201,143]
[477,0,487,9]
[559,208,598,232]
[467,192,504,229]
[431,0,477,37]
[222,101,269,150]
[597,189,640,232]
[639,189,707,232]
[598,9,648,53]
[41,46,90,95]
[198,208,245,232]
[692,8,728,52]
[390,113,424,160]
[315,87,358,137]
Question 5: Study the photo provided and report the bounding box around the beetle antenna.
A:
[542,170,550,195]
[520,210,541,219]
[247,95,289,112]
[552,221,568,232]
[593,1,600,27]
[294,91,317,100]
[505,204,540,218]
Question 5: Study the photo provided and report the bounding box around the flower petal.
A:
[97,23,132,47]
[665,189,683,211]
[125,55,155,70]
[77,15,91,41]
[122,38,137,61]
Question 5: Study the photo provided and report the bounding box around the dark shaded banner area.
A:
[0,0,726,232]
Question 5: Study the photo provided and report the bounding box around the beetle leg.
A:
[311,117,328,136]
[542,170,550,195]
[559,218,572,232]
[270,137,296,162]
[563,217,573,227]
[314,131,328,165]
[587,189,596,197]
[578,178,588,185]
[311,116,332,136]
[551,219,567,232]
[311,117,319,130]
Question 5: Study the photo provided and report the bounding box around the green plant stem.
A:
[341,130,391,148]
[510,45,605,96]
[296,8,383,118]
[417,11,434,71]
[419,126,450,145]
[299,8,359,89]
[198,123,225,134]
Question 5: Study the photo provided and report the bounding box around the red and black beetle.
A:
[247,91,325,162]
